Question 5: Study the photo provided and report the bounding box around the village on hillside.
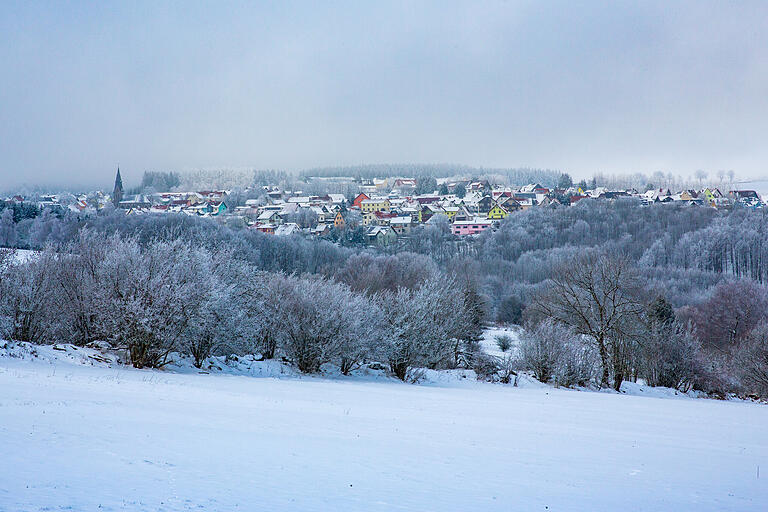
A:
[5,171,764,247]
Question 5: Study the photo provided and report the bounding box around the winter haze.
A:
[1,0,767,188]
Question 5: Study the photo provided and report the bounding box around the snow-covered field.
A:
[1,343,767,511]
[480,325,521,357]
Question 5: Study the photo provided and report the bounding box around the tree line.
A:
[0,232,484,382]
[3,200,768,395]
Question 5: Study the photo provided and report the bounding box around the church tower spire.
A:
[112,167,123,207]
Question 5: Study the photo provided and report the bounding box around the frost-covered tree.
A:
[0,249,60,343]
[640,320,700,391]
[557,173,573,189]
[178,251,250,368]
[335,292,382,375]
[638,296,701,391]
[272,276,364,373]
[98,238,206,368]
[378,277,458,380]
[336,252,439,294]
[54,231,111,345]
[415,175,438,195]
[497,295,524,325]
[0,209,18,248]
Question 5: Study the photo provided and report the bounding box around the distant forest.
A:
[300,164,562,185]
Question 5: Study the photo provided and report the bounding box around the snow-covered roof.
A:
[452,218,492,226]
[275,223,300,236]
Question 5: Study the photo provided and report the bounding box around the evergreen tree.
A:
[415,175,438,195]
[558,173,573,189]
[648,296,675,325]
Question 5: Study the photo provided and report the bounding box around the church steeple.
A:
[112,167,123,207]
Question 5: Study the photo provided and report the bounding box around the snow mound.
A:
[164,353,300,379]
[0,341,484,388]
[617,380,707,399]
[0,340,118,367]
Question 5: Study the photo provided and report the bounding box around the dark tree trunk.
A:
[597,336,611,388]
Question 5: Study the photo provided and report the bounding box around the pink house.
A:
[451,219,493,236]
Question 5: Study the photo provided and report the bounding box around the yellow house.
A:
[487,204,509,220]
[702,188,721,206]
[360,198,390,213]
[334,211,345,229]
[443,206,459,221]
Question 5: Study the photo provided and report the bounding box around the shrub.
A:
[519,319,572,383]
[495,334,513,353]
[497,295,524,325]
[640,320,701,391]
[553,337,599,388]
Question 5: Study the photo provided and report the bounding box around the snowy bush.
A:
[272,276,350,373]
[495,335,513,353]
[552,337,599,388]
[732,323,768,397]
[471,352,500,382]
[97,237,207,368]
[518,320,598,387]
[378,277,463,380]
[0,248,61,344]
[640,321,701,391]
[269,275,380,374]
[497,354,520,385]
[518,320,570,383]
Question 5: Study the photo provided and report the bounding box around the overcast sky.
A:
[1,1,766,188]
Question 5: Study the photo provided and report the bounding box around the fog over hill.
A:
[2,2,767,187]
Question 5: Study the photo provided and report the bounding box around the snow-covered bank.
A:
[2,345,767,511]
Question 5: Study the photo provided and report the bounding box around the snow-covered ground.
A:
[1,342,767,511]
[480,324,521,357]
[0,247,37,266]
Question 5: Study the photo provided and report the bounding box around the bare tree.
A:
[531,253,645,390]
[732,323,768,396]
[677,280,768,349]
